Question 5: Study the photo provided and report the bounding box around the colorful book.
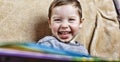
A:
[0,42,117,62]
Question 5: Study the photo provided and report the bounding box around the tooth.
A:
[62,32,68,34]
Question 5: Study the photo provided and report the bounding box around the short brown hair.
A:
[48,0,82,19]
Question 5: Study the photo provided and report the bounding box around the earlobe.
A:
[79,18,84,29]
[79,24,82,29]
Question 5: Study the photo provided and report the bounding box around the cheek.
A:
[71,25,80,34]
[50,24,59,33]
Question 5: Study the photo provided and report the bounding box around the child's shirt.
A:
[37,36,89,55]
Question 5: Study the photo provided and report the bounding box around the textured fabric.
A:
[0,0,120,60]
[76,0,120,59]
[37,36,89,56]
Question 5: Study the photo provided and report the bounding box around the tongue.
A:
[59,34,69,39]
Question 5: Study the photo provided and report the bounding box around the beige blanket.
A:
[0,0,119,59]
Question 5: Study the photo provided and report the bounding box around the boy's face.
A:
[49,5,83,42]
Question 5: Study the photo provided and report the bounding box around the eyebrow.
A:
[69,16,77,18]
[52,16,61,19]
[51,15,78,19]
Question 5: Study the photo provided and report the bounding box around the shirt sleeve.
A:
[37,36,54,48]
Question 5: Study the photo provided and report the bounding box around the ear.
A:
[48,19,51,29]
[79,18,84,28]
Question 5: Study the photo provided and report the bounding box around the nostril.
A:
[60,24,69,29]
[61,26,68,29]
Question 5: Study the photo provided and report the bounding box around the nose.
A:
[60,21,69,29]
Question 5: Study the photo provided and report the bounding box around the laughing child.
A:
[37,0,89,56]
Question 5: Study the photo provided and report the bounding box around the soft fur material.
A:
[0,0,120,59]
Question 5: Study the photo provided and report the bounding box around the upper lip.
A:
[58,31,71,34]
[58,31,71,32]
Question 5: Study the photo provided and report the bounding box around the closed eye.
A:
[69,19,75,20]
[54,19,62,22]
[69,19,75,22]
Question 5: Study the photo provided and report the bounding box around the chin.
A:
[59,38,71,43]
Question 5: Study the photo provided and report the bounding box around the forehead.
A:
[52,5,79,16]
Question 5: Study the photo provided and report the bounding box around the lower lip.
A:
[59,34,69,39]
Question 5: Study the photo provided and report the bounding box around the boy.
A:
[37,0,89,55]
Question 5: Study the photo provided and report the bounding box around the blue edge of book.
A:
[0,42,118,61]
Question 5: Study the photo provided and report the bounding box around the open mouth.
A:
[58,31,71,34]
[58,31,72,39]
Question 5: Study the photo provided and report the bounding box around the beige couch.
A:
[0,0,120,60]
